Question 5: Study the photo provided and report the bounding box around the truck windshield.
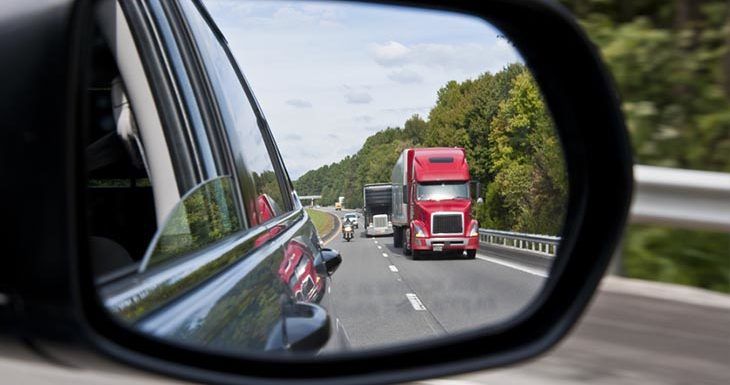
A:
[416,182,469,201]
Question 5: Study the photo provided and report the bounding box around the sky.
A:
[204,0,523,179]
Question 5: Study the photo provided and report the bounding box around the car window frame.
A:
[95,0,251,278]
[172,0,296,226]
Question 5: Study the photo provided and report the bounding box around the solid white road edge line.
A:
[476,254,548,278]
[405,293,427,311]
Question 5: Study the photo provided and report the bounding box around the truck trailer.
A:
[363,183,393,237]
[391,148,479,259]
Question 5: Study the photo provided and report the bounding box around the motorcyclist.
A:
[342,216,354,234]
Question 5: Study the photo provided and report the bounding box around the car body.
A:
[79,0,341,353]
[279,239,326,302]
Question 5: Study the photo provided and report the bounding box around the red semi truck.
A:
[391,147,479,259]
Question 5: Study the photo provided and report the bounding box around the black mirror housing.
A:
[0,0,632,384]
[320,248,342,276]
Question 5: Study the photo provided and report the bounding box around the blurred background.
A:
[562,0,730,293]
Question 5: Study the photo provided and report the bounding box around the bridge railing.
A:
[478,229,561,256]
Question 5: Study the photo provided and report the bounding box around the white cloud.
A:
[205,0,523,178]
[370,40,519,73]
[344,91,373,104]
[286,99,312,108]
[371,41,410,67]
[387,69,423,84]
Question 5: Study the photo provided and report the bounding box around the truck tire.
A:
[393,227,403,248]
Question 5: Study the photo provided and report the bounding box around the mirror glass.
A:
[88,0,567,357]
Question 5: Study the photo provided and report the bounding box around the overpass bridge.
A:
[298,195,322,207]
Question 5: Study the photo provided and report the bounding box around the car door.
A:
[97,0,333,354]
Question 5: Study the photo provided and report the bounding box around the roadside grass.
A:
[305,208,335,238]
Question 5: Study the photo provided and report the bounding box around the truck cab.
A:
[391,148,479,259]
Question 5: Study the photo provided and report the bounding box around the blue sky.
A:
[204,0,522,178]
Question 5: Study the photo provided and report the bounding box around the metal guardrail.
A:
[477,166,730,259]
[631,165,730,232]
[478,229,561,256]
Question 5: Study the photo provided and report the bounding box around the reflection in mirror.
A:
[90,0,567,358]
[141,176,242,271]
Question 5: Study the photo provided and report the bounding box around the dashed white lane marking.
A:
[476,254,548,278]
[328,285,331,294]
[335,318,353,346]
[374,240,378,244]
[382,253,388,258]
[388,265,398,272]
[405,293,427,311]
[377,245,382,250]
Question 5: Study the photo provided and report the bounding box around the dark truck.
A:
[363,183,393,237]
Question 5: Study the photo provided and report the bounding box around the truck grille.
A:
[373,215,389,228]
[432,214,463,234]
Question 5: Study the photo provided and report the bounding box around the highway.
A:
[0,208,727,384]
[321,209,546,351]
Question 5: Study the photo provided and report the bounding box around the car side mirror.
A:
[319,248,342,276]
[1,0,633,384]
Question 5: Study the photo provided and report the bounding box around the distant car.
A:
[344,213,359,229]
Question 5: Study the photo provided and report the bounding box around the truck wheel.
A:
[412,250,421,260]
[465,250,476,259]
[403,229,412,256]
[393,227,403,248]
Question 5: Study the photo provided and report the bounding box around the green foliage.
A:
[305,208,335,237]
[296,64,567,236]
[295,116,425,209]
[151,177,241,268]
[486,72,567,234]
[562,0,730,172]
[623,225,730,293]
[561,0,730,292]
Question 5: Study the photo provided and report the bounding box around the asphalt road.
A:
[322,209,546,351]
[420,277,730,385]
[1,208,727,384]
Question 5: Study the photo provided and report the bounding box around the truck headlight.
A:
[468,221,479,237]
[414,223,427,238]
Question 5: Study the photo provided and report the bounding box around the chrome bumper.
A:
[425,237,469,246]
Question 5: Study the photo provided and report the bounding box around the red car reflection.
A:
[277,239,325,302]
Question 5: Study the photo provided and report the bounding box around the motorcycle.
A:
[342,224,354,242]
